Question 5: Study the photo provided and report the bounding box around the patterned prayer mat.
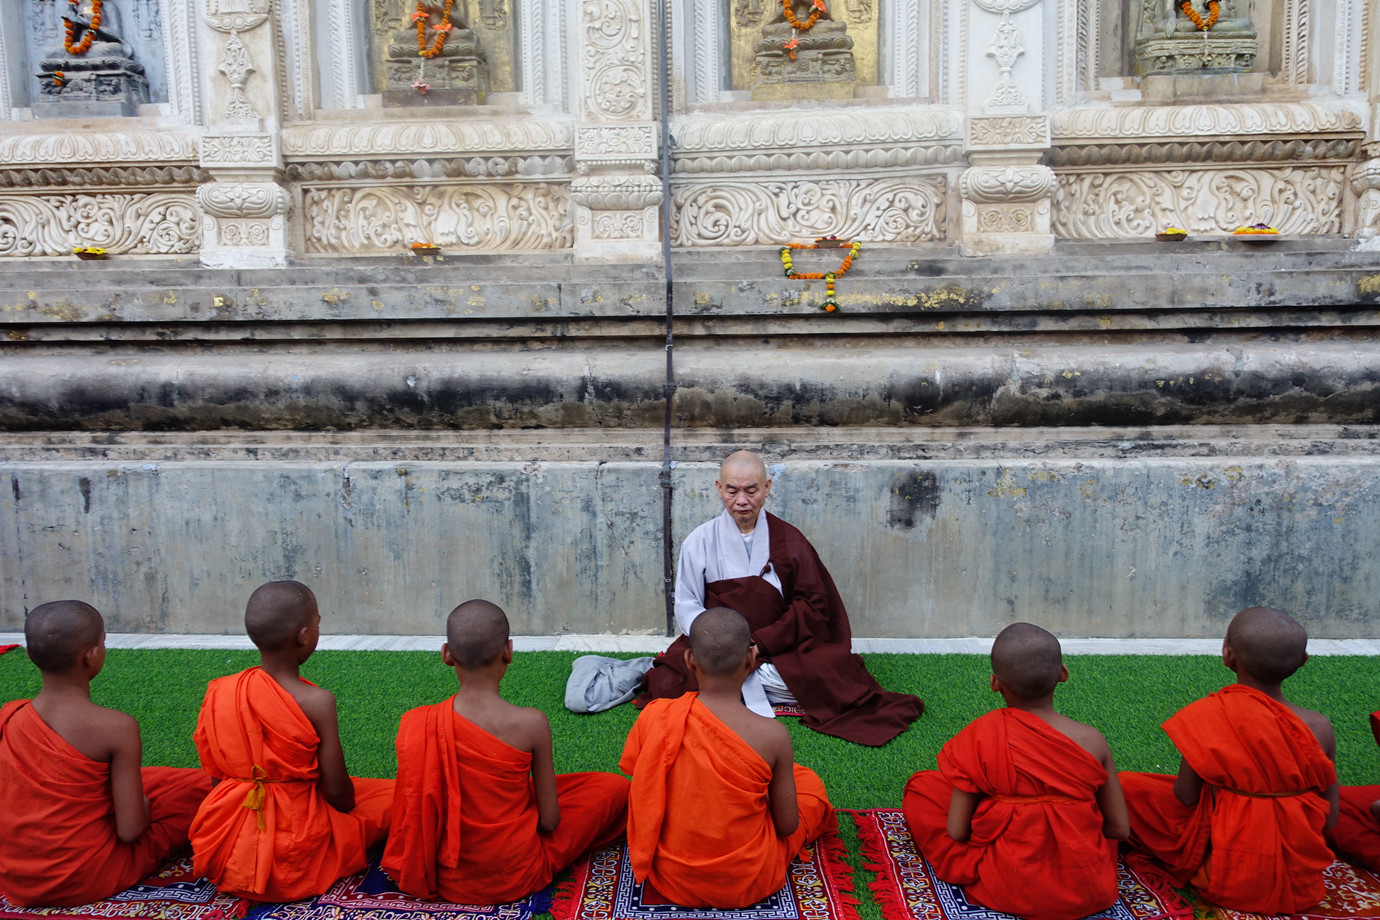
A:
[849,808,1191,920]
[551,835,857,920]
[0,856,245,920]
[1183,861,1380,920]
[243,855,551,920]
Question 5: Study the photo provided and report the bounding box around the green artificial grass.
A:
[2,647,1379,802]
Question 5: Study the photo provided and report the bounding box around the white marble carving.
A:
[323,0,362,109]
[0,192,200,255]
[1052,167,1348,239]
[888,0,925,99]
[281,120,573,157]
[671,177,946,246]
[0,131,199,164]
[673,107,962,153]
[960,164,1054,202]
[570,173,662,210]
[201,134,275,166]
[216,31,261,126]
[1354,155,1380,248]
[197,182,291,218]
[303,184,573,252]
[985,13,1027,109]
[159,0,203,122]
[521,0,569,108]
[1051,102,1366,140]
[576,124,657,160]
[580,0,651,122]
[1282,0,1309,85]
[968,114,1048,148]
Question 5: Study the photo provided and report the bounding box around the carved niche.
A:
[1134,0,1257,75]
[729,0,877,95]
[28,0,169,116]
[368,0,516,101]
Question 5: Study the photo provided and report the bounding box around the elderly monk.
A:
[641,450,922,746]
[0,601,211,906]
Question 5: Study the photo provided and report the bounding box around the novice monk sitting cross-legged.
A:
[0,601,212,907]
[1119,606,1339,915]
[190,580,395,902]
[902,623,1129,920]
[382,599,629,903]
[621,607,837,909]
[1329,710,1380,871]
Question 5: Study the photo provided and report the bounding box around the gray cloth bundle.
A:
[564,655,655,713]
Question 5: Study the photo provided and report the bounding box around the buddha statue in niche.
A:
[1135,0,1257,75]
[383,0,488,105]
[35,0,149,116]
[752,0,855,100]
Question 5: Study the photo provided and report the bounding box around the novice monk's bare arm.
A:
[106,712,150,843]
[765,726,799,837]
[1096,755,1131,839]
[1172,758,1203,808]
[527,711,561,834]
[298,689,355,812]
[946,789,980,842]
[1309,712,1341,831]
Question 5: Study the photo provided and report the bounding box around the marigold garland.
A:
[63,0,102,56]
[780,237,861,313]
[781,0,827,59]
[1180,0,1219,31]
[415,0,455,59]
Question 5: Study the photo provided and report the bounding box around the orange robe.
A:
[1332,710,1380,870]
[1120,683,1336,914]
[0,699,212,907]
[902,708,1118,920]
[190,667,395,902]
[381,698,628,903]
[620,693,836,909]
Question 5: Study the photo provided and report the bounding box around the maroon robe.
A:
[642,513,923,746]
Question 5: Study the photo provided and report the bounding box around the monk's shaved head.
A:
[720,450,768,481]
[1226,606,1308,684]
[446,599,510,670]
[991,622,1064,699]
[689,607,753,678]
[244,580,318,651]
[25,600,104,673]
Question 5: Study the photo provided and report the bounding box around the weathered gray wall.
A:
[1,243,1377,638]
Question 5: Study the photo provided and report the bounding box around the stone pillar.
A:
[197,0,293,268]
[1354,5,1380,250]
[959,0,1054,256]
[571,0,661,262]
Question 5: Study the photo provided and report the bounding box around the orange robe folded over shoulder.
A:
[0,699,211,907]
[621,693,836,909]
[902,708,1117,920]
[1120,683,1336,915]
[382,699,628,903]
[190,667,394,902]
[1332,710,1380,871]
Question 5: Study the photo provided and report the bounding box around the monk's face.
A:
[716,462,771,532]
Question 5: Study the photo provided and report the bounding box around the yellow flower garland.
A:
[780,238,861,313]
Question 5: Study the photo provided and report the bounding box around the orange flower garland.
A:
[781,0,828,60]
[63,0,102,56]
[780,237,861,313]
[1180,0,1219,31]
[415,0,455,59]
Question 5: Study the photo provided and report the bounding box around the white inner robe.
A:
[674,508,797,717]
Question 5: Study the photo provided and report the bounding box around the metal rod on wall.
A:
[656,0,676,637]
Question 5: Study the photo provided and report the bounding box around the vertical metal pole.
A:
[656,0,676,636]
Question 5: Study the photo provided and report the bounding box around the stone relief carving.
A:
[844,0,872,24]
[969,115,1048,148]
[0,165,206,188]
[570,173,661,210]
[197,182,291,218]
[201,135,275,165]
[672,108,962,152]
[1052,167,1347,239]
[0,192,199,255]
[281,121,572,157]
[960,165,1055,203]
[0,131,197,164]
[160,0,202,122]
[302,184,572,252]
[576,124,656,158]
[1051,102,1365,140]
[1049,138,1359,169]
[580,0,649,121]
[985,13,1027,108]
[1353,158,1380,245]
[286,156,570,182]
[671,177,946,246]
[216,32,260,125]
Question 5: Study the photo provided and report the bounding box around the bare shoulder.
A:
[288,680,338,723]
[503,703,552,753]
[733,708,794,766]
[1042,711,1113,763]
[1288,702,1337,756]
[44,699,141,762]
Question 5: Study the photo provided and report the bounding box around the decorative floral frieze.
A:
[591,212,648,240]
[968,115,1049,150]
[1049,138,1359,169]
[201,135,276,167]
[281,121,573,158]
[196,183,292,220]
[0,132,198,166]
[1051,102,1365,141]
[0,166,208,189]
[960,165,1055,204]
[580,0,650,122]
[0,193,200,256]
[672,108,962,154]
[1051,166,1346,239]
[570,174,661,210]
[286,156,571,183]
[671,177,946,247]
[575,124,656,159]
[302,184,572,252]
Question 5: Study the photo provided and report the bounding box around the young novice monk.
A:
[1331,711,1380,870]
[621,607,836,908]
[190,580,394,902]
[382,599,628,902]
[1120,606,1338,914]
[903,623,1129,920]
[0,601,212,906]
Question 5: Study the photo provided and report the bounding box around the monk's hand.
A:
[748,641,765,671]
